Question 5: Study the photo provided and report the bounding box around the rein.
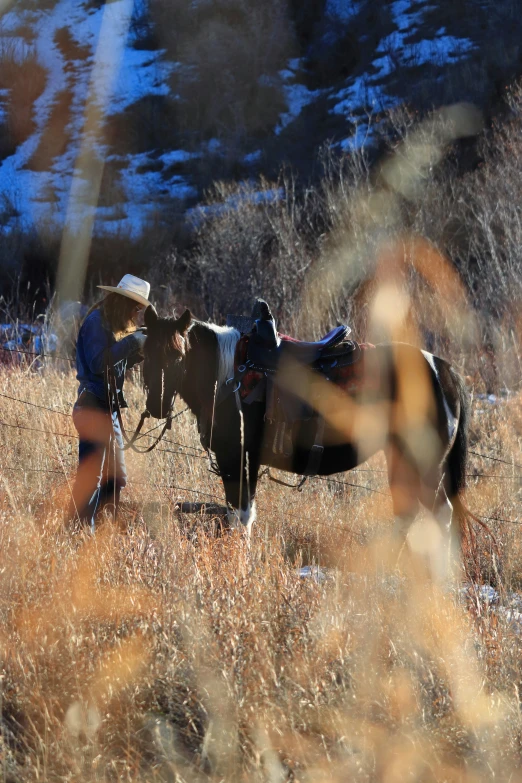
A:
[105,355,173,454]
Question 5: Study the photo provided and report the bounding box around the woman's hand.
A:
[130,328,147,356]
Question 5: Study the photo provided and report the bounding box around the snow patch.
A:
[460,583,522,635]
[108,48,177,114]
[187,186,284,224]
[299,566,331,583]
[276,59,320,134]
[339,121,376,150]
[159,149,194,166]
[331,0,476,147]
[244,149,262,164]
[391,0,426,33]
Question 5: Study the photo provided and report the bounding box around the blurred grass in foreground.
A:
[0,351,521,781]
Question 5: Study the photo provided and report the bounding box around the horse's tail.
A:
[446,365,470,499]
[447,366,500,568]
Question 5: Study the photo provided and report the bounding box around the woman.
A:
[70,274,151,531]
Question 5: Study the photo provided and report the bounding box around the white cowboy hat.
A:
[97,274,151,308]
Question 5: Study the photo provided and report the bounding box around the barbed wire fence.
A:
[0,344,520,525]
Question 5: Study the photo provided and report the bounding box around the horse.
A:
[142,307,470,577]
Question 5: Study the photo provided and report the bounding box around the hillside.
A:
[0,0,521,293]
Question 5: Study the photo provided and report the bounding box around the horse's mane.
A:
[151,316,187,357]
[203,322,240,389]
[151,315,240,390]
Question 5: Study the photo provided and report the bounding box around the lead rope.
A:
[258,466,308,491]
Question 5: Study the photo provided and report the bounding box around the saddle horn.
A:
[251,299,280,348]
[251,299,274,322]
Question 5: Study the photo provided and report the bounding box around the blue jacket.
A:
[76,309,144,408]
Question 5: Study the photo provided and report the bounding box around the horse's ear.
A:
[144,305,158,328]
[178,308,192,333]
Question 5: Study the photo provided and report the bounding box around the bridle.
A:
[105,353,175,454]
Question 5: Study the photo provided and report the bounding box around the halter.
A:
[105,354,174,454]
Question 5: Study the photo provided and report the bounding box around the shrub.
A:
[104,95,179,156]
[180,175,321,331]
[167,0,294,150]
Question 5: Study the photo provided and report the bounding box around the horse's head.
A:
[143,306,192,419]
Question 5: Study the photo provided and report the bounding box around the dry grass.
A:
[0,349,521,781]
[3,92,522,782]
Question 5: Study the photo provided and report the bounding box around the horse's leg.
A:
[388,455,460,583]
[215,447,259,536]
[426,481,461,584]
[210,400,265,536]
[385,437,430,566]
[242,442,263,534]
[385,438,421,560]
[224,457,258,535]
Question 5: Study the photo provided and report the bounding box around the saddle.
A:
[249,321,351,370]
[227,300,364,476]
[244,298,357,373]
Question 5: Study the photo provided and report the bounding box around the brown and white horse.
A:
[142,307,470,577]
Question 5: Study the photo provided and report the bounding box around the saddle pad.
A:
[234,335,374,400]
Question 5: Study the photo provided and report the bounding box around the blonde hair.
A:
[83,293,139,339]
